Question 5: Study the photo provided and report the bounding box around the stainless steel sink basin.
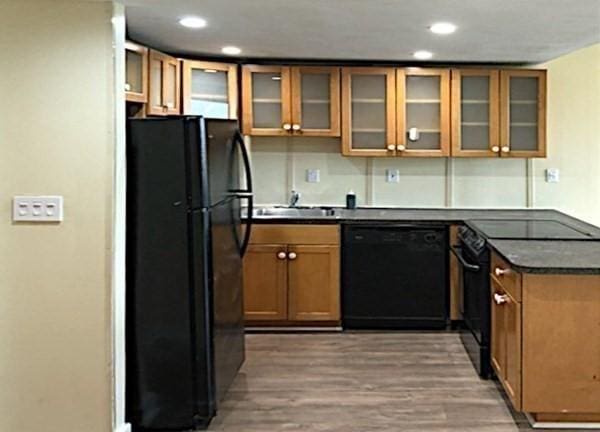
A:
[253,207,337,217]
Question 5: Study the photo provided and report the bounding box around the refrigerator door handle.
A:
[233,131,253,257]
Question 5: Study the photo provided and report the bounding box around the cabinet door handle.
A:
[492,146,500,153]
[501,146,510,153]
[493,293,509,305]
[292,124,301,131]
[396,144,406,151]
[277,251,287,260]
[283,123,292,131]
[288,252,297,260]
[495,267,510,277]
[387,144,396,151]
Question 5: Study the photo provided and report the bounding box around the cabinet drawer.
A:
[491,252,522,302]
[250,224,340,245]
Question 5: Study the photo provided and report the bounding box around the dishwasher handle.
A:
[450,245,481,272]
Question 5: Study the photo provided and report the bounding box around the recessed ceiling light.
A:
[413,50,433,60]
[222,46,241,55]
[178,17,207,29]
[429,22,457,35]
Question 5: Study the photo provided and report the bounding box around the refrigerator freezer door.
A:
[126,118,196,429]
[205,119,241,207]
[208,197,245,401]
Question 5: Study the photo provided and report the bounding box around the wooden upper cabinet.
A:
[341,67,396,156]
[242,65,292,135]
[182,61,238,119]
[291,67,340,136]
[287,245,340,321]
[397,68,450,157]
[242,65,340,136]
[500,70,546,158]
[125,41,148,103]
[147,49,181,116]
[451,69,500,157]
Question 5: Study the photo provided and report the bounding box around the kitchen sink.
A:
[253,207,337,217]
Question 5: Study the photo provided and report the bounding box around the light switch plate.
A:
[306,169,320,183]
[545,168,560,183]
[13,196,63,222]
[386,169,400,183]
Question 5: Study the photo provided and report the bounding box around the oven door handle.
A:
[451,245,481,272]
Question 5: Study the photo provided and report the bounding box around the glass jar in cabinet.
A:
[182,61,238,119]
[341,67,396,156]
[396,69,450,157]
[500,70,546,158]
[451,69,500,157]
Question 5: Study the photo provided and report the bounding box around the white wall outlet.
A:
[13,196,63,222]
[306,169,320,183]
[545,168,560,183]
[386,169,400,183]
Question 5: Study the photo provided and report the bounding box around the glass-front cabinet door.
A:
[397,69,450,157]
[242,65,292,136]
[147,49,181,116]
[500,70,546,157]
[125,41,148,103]
[341,67,396,156]
[451,69,500,157]
[290,67,340,137]
[182,61,238,119]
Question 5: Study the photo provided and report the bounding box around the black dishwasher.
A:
[342,224,448,329]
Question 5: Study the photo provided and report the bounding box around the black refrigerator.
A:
[126,117,253,431]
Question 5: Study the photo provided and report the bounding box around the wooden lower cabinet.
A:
[243,244,288,321]
[490,252,600,424]
[243,225,341,325]
[288,245,340,321]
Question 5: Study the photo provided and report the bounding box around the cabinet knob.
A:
[292,124,301,131]
[396,144,406,151]
[501,146,510,153]
[492,146,500,153]
[288,252,297,260]
[283,123,292,130]
[277,251,287,260]
[493,293,509,305]
[495,267,510,277]
[387,144,396,151]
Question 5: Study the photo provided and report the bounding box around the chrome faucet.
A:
[289,190,301,207]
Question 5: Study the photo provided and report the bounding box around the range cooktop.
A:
[466,219,595,240]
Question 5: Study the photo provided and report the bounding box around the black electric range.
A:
[453,219,595,379]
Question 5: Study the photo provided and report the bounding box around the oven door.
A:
[451,244,487,344]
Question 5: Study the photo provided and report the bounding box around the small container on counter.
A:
[346,190,356,209]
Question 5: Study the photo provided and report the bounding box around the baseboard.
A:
[115,422,131,432]
[526,413,600,430]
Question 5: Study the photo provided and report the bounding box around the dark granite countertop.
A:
[247,206,600,274]
[487,239,600,275]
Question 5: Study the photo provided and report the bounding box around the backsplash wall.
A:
[248,136,529,208]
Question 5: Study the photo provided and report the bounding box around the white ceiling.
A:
[123,0,600,63]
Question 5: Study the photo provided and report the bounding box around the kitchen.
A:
[2,1,600,432]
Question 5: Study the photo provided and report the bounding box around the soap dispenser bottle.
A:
[346,190,356,209]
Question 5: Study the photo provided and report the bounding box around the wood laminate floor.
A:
[207,332,582,432]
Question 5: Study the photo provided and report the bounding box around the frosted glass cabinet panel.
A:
[500,70,546,157]
[242,65,292,136]
[182,61,238,119]
[291,67,340,136]
[397,69,450,157]
[147,49,181,116]
[341,67,396,156]
[451,69,500,157]
[242,65,340,136]
[125,41,148,103]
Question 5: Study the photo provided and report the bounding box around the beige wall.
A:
[251,43,600,225]
[0,1,115,432]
